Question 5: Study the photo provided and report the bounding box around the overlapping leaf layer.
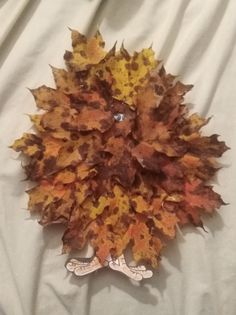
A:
[12,30,228,268]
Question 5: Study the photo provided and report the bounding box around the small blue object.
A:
[114,113,125,122]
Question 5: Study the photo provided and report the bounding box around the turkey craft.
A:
[11,30,228,281]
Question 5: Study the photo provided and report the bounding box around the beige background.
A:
[0,0,235,314]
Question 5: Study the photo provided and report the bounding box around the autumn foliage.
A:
[11,30,228,268]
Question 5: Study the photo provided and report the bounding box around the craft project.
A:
[11,30,228,281]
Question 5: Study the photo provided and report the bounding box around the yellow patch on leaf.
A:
[74,182,91,206]
[96,47,157,106]
[153,210,178,239]
[76,163,97,180]
[131,195,152,214]
[53,169,76,184]
[85,196,110,220]
[11,133,42,157]
[104,185,130,225]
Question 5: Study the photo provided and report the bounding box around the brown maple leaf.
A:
[11,30,229,270]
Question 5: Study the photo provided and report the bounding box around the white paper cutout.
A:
[66,254,153,281]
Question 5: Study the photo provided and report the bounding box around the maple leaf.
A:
[188,134,229,157]
[27,180,72,221]
[127,219,163,268]
[11,133,44,157]
[102,47,157,106]
[184,179,225,213]
[51,66,81,94]
[65,30,106,71]
[12,29,228,273]
[152,200,179,239]
[30,85,70,110]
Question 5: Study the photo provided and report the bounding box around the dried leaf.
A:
[11,133,43,157]
[184,179,225,213]
[65,30,106,71]
[128,219,163,268]
[51,66,81,94]
[105,48,157,106]
[30,85,70,110]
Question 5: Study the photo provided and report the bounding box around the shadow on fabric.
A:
[87,0,143,36]
[103,0,143,30]
[66,237,183,306]
[40,210,224,307]
[0,0,41,68]
[0,0,7,9]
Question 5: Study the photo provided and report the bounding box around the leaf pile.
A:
[11,30,228,268]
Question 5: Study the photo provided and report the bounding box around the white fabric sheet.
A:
[0,0,236,314]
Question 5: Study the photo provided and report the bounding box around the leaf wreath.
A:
[11,30,229,268]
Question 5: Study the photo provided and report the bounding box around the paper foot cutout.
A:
[108,255,153,280]
[66,256,103,276]
[66,254,153,281]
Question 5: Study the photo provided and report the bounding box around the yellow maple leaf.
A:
[90,46,157,107]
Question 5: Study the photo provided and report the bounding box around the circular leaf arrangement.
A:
[12,30,228,268]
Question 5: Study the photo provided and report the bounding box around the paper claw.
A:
[65,256,103,276]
